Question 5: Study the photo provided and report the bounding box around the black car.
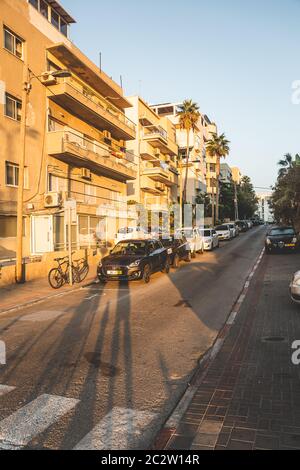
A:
[235,220,249,232]
[97,239,170,283]
[265,226,299,254]
[161,236,191,268]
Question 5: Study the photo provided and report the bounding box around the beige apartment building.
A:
[150,103,207,205]
[125,97,178,217]
[204,122,218,197]
[0,0,137,283]
[231,167,242,185]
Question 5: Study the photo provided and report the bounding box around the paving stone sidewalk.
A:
[165,252,300,450]
[0,266,97,314]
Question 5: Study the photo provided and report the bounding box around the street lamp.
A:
[16,61,71,283]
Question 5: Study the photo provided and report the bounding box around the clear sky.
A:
[62,0,300,190]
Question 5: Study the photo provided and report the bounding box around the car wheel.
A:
[143,264,151,283]
[191,250,196,258]
[185,251,192,262]
[265,248,271,255]
[99,277,107,284]
[173,254,179,269]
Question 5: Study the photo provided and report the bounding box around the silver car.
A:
[214,224,232,241]
[290,270,300,304]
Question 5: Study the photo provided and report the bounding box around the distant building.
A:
[220,163,232,184]
[256,192,273,223]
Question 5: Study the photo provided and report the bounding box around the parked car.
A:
[214,224,233,241]
[265,226,299,254]
[290,270,300,304]
[199,228,219,251]
[175,227,204,258]
[228,222,239,238]
[235,220,249,232]
[97,239,169,283]
[245,220,253,229]
[115,226,150,242]
[161,236,191,267]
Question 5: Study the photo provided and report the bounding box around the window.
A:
[84,184,97,205]
[40,0,49,19]
[0,216,25,238]
[48,174,68,192]
[5,162,29,188]
[29,0,39,9]
[60,19,68,37]
[5,93,22,121]
[51,9,59,29]
[53,214,65,251]
[4,27,24,59]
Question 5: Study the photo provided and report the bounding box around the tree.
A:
[237,176,258,219]
[270,153,300,229]
[206,133,230,223]
[176,100,200,204]
[219,181,235,221]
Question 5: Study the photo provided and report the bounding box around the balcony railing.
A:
[50,75,136,133]
[143,125,168,141]
[48,130,137,180]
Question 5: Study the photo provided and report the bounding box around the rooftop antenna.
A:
[120,75,123,89]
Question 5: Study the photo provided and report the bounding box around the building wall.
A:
[0,0,137,283]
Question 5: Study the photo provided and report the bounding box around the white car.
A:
[115,227,150,243]
[175,227,204,258]
[290,270,300,304]
[214,224,233,241]
[228,222,239,238]
[200,228,219,251]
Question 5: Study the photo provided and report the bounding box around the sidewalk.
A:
[0,266,97,314]
[161,252,300,450]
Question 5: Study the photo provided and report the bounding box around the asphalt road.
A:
[0,226,267,450]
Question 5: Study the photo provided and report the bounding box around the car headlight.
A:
[292,237,297,243]
[293,271,300,284]
[98,262,102,268]
[266,238,271,245]
[129,260,141,268]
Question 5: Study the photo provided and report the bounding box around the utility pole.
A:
[234,182,239,220]
[16,49,29,283]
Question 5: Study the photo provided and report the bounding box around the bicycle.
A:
[73,257,89,283]
[48,255,80,289]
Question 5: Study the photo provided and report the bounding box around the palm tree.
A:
[278,153,296,178]
[206,132,230,223]
[176,100,200,204]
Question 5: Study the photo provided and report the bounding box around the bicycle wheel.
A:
[48,268,64,289]
[78,263,89,282]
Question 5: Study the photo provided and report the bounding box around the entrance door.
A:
[31,216,53,254]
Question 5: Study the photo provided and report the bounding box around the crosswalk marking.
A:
[0,385,15,397]
[0,394,79,449]
[74,407,158,450]
[19,311,65,322]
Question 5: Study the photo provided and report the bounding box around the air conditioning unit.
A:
[155,182,165,192]
[81,168,91,180]
[44,192,62,208]
[40,73,57,86]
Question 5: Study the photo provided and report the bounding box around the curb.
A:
[153,247,265,450]
[0,278,98,316]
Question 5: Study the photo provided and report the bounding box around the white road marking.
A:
[226,311,238,325]
[84,294,102,300]
[74,407,157,450]
[237,294,246,304]
[19,311,65,322]
[210,338,224,360]
[0,394,79,449]
[0,385,15,397]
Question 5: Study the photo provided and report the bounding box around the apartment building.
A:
[150,103,207,205]
[256,192,273,223]
[0,0,137,282]
[204,122,218,197]
[220,163,233,184]
[231,167,242,185]
[125,97,178,215]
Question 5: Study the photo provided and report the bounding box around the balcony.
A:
[142,167,171,186]
[45,77,136,141]
[47,130,137,182]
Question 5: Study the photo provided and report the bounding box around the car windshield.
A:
[215,225,228,231]
[269,228,295,236]
[203,230,211,237]
[111,241,147,255]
